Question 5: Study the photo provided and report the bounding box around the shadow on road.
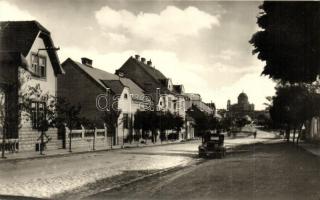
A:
[0,195,45,200]
[122,151,198,158]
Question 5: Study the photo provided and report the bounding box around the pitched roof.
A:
[0,20,63,74]
[130,57,166,80]
[120,57,167,89]
[65,58,145,100]
[101,80,124,95]
[120,77,145,97]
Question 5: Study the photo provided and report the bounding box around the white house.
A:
[0,21,64,152]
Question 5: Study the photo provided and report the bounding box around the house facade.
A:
[58,57,150,146]
[0,21,64,151]
[184,93,215,115]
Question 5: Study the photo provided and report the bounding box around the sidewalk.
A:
[0,139,196,162]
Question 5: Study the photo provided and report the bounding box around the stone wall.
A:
[19,126,61,152]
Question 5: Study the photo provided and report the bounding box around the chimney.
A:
[141,57,146,64]
[81,57,93,67]
[147,59,152,66]
[135,54,140,60]
[118,72,124,77]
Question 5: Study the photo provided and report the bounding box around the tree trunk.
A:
[1,92,8,159]
[1,125,6,159]
[40,130,44,155]
[296,125,303,145]
[69,129,72,152]
[93,128,96,151]
[285,128,290,142]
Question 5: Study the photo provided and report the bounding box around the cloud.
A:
[101,32,129,45]
[0,1,34,21]
[95,5,220,42]
[59,46,135,71]
[59,46,274,110]
[59,46,209,94]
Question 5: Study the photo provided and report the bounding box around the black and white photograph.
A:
[0,0,320,200]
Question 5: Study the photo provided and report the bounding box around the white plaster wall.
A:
[25,34,57,97]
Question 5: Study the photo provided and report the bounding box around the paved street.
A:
[0,131,275,199]
[86,141,320,200]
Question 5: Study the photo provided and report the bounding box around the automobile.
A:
[198,133,226,158]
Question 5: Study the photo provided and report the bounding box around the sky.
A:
[0,0,276,110]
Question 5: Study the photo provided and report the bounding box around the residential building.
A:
[0,21,64,151]
[58,57,150,146]
[115,55,189,139]
[184,93,214,115]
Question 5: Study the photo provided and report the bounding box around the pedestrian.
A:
[253,131,257,139]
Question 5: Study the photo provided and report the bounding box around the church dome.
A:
[238,92,248,100]
[238,92,248,104]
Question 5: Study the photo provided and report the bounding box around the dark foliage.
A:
[250,2,320,83]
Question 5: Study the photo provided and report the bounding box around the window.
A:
[30,54,46,78]
[31,101,46,129]
[124,94,128,99]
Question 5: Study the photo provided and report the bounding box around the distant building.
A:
[184,93,214,115]
[115,55,194,140]
[227,92,255,118]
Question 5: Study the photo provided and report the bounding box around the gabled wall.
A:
[118,58,161,95]
[58,60,105,125]
[19,33,60,151]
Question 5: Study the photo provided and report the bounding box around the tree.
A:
[173,115,184,140]
[250,2,320,84]
[81,117,96,150]
[133,110,143,143]
[268,85,320,142]
[208,114,220,132]
[55,97,82,152]
[19,83,58,155]
[0,85,8,158]
[220,117,232,132]
[102,108,121,148]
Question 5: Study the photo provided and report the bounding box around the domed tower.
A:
[238,91,249,105]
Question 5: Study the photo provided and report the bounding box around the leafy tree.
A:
[269,85,320,142]
[220,117,232,132]
[0,85,9,158]
[133,110,143,143]
[55,97,82,152]
[158,112,169,142]
[250,2,320,84]
[235,116,251,128]
[173,115,184,139]
[81,117,97,150]
[102,108,121,147]
[208,114,220,131]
